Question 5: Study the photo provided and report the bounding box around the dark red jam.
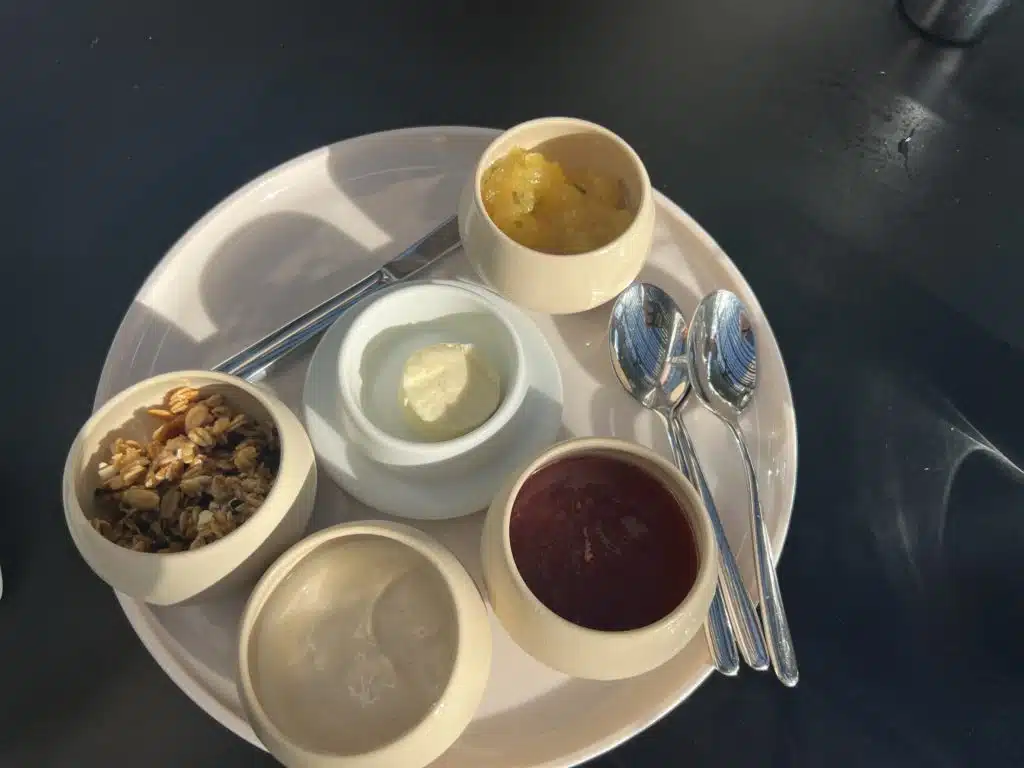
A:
[509,453,699,632]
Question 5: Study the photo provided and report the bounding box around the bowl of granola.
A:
[62,371,317,606]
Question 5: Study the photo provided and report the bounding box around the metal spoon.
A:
[687,289,799,687]
[609,283,769,675]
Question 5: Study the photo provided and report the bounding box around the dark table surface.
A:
[5,1,1024,765]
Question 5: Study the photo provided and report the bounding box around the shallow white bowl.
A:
[238,521,492,768]
[337,281,527,468]
[303,279,565,520]
[62,371,317,606]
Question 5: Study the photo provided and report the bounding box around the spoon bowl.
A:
[687,290,758,416]
[609,282,689,413]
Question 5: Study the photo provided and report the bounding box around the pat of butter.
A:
[400,343,502,442]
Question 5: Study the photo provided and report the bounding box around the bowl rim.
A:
[62,369,306,564]
[237,520,492,765]
[472,116,654,260]
[496,436,718,640]
[337,281,528,460]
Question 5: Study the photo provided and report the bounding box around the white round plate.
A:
[94,127,797,768]
[303,279,564,520]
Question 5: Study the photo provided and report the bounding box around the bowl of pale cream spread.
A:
[335,281,528,469]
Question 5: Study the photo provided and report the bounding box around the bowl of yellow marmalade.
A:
[458,117,655,315]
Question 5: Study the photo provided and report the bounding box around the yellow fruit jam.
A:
[480,147,634,255]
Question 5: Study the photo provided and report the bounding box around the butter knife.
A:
[213,215,461,381]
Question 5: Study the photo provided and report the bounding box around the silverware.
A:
[687,289,798,687]
[609,283,770,675]
[213,215,461,380]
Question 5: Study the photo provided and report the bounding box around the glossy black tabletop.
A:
[4,1,1023,766]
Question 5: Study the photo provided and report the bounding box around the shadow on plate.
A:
[325,133,478,258]
[97,211,384,398]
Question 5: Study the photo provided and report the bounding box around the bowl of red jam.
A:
[480,437,718,680]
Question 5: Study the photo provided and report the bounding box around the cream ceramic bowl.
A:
[480,437,718,681]
[337,281,527,468]
[457,117,656,315]
[237,521,492,768]
[62,370,317,606]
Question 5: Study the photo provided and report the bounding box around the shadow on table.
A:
[779,276,1024,764]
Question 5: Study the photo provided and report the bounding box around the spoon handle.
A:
[662,414,740,676]
[706,587,740,676]
[671,413,771,672]
[727,421,799,687]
